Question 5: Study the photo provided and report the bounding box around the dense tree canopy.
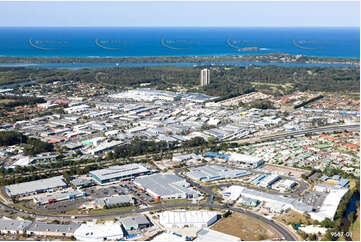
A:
[0,65,359,98]
[0,131,53,155]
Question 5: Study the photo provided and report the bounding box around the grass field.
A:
[0,99,16,104]
[148,198,193,205]
[86,206,137,215]
[348,179,357,190]
[210,212,279,241]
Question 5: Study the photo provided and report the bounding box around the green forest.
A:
[0,65,359,98]
[0,131,54,155]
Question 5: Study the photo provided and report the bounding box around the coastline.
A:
[0,54,359,65]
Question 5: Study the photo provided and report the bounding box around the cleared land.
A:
[274,210,313,225]
[323,179,339,186]
[262,164,307,178]
[85,206,137,215]
[0,99,16,104]
[210,212,280,241]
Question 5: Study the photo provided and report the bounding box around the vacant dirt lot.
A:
[274,209,313,225]
[262,164,306,178]
[210,212,280,241]
[322,179,339,186]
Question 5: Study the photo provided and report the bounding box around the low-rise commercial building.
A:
[27,222,80,237]
[222,185,243,202]
[64,104,90,114]
[258,174,280,188]
[89,164,150,184]
[134,173,199,200]
[185,165,251,182]
[159,210,219,228]
[94,195,133,208]
[4,176,68,198]
[73,221,124,241]
[228,153,264,168]
[264,201,289,214]
[277,179,297,190]
[85,140,123,155]
[227,186,313,214]
[238,197,259,207]
[172,154,201,164]
[70,177,94,188]
[33,190,86,205]
[120,215,150,231]
[310,187,349,221]
[0,217,32,234]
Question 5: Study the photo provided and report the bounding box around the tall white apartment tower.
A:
[200,68,210,86]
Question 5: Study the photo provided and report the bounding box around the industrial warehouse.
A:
[222,185,313,214]
[309,186,349,221]
[33,190,86,205]
[4,176,68,198]
[185,165,251,182]
[228,153,265,168]
[251,173,281,188]
[134,173,200,200]
[159,210,219,228]
[89,164,151,184]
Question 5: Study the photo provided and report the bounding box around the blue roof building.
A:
[204,152,228,160]
[336,179,349,188]
[331,175,341,181]
[320,175,329,181]
[251,174,267,185]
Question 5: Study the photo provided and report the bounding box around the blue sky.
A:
[0,1,359,27]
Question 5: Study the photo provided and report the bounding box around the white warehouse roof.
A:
[223,186,243,201]
[309,187,348,221]
[228,153,263,164]
[228,185,313,213]
[4,176,67,197]
[159,210,219,228]
[134,173,199,199]
[73,221,123,241]
[89,164,149,182]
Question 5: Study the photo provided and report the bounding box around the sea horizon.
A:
[0,27,359,58]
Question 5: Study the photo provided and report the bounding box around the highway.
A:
[232,124,359,144]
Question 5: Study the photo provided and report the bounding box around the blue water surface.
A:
[0,27,359,58]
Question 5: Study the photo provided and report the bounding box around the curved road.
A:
[0,200,295,240]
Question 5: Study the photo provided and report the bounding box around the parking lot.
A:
[25,196,87,214]
[300,190,327,211]
[84,182,155,204]
[23,180,157,214]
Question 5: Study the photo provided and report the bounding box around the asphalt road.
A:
[233,124,359,144]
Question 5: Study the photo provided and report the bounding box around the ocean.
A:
[0,27,359,58]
